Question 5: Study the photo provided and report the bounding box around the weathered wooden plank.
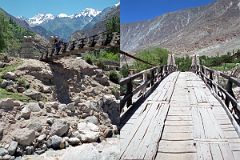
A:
[155,152,197,160]
[162,132,193,141]
[158,140,196,153]
[166,115,192,121]
[164,125,193,133]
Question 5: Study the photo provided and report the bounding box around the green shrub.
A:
[109,71,120,84]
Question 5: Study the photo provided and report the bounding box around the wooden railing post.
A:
[126,81,133,107]
[151,69,155,86]
[209,71,213,88]
[225,79,236,108]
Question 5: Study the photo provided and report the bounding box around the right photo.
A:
[120,0,240,160]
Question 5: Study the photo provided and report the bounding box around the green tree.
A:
[106,16,120,33]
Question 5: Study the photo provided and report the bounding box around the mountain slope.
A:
[71,4,120,40]
[0,10,35,53]
[121,0,240,56]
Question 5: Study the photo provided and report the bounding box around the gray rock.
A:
[3,72,16,80]
[38,101,44,109]
[24,103,41,112]
[50,120,69,137]
[47,118,55,125]
[0,80,14,88]
[0,61,6,68]
[25,146,34,155]
[68,137,80,146]
[77,122,100,143]
[61,144,101,160]
[0,99,20,111]
[2,154,12,160]
[66,103,75,112]
[27,122,42,132]
[13,128,35,146]
[37,134,46,142]
[0,148,8,156]
[84,116,99,125]
[50,135,65,150]
[23,89,42,101]
[0,127,3,140]
[94,76,110,86]
[8,141,18,156]
[45,102,59,110]
[17,87,25,93]
[58,104,67,110]
[20,106,31,120]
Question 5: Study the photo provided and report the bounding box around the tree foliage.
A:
[0,11,35,53]
[106,16,120,33]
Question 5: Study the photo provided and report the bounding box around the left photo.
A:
[0,0,120,159]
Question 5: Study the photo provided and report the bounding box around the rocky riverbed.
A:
[0,56,120,159]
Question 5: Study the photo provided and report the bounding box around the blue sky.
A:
[121,0,214,24]
[0,0,119,18]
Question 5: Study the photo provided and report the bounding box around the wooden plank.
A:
[155,152,197,160]
[210,143,224,160]
[164,125,193,133]
[162,132,193,141]
[158,140,196,153]
[196,142,212,160]
[165,120,192,126]
[167,115,192,121]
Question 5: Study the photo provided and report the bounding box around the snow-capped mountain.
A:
[28,13,55,26]
[18,8,102,40]
[26,8,101,27]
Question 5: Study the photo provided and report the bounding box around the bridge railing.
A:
[120,65,176,116]
[193,64,240,124]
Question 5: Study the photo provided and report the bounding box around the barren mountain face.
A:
[121,0,240,56]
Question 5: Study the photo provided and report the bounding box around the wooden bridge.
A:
[21,31,120,62]
[120,53,240,160]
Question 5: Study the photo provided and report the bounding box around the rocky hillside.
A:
[0,56,119,159]
[121,0,240,56]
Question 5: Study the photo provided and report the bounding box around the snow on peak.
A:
[115,2,120,7]
[75,8,101,18]
[28,13,55,26]
[57,13,69,18]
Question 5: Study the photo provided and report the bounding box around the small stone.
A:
[0,127,3,140]
[23,89,42,101]
[37,134,46,142]
[25,146,34,155]
[38,101,44,109]
[0,148,8,156]
[17,87,25,93]
[103,128,113,138]
[68,137,80,146]
[35,149,45,155]
[46,102,59,110]
[20,106,31,120]
[13,128,35,146]
[66,103,75,112]
[8,141,18,156]
[50,135,65,150]
[47,118,54,125]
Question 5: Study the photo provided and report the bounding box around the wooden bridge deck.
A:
[120,72,240,160]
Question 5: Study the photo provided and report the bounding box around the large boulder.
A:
[0,98,20,111]
[23,89,42,101]
[50,120,69,137]
[2,72,16,80]
[77,122,100,143]
[61,144,101,160]
[101,95,120,126]
[13,128,35,146]
[24,102,41,112]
